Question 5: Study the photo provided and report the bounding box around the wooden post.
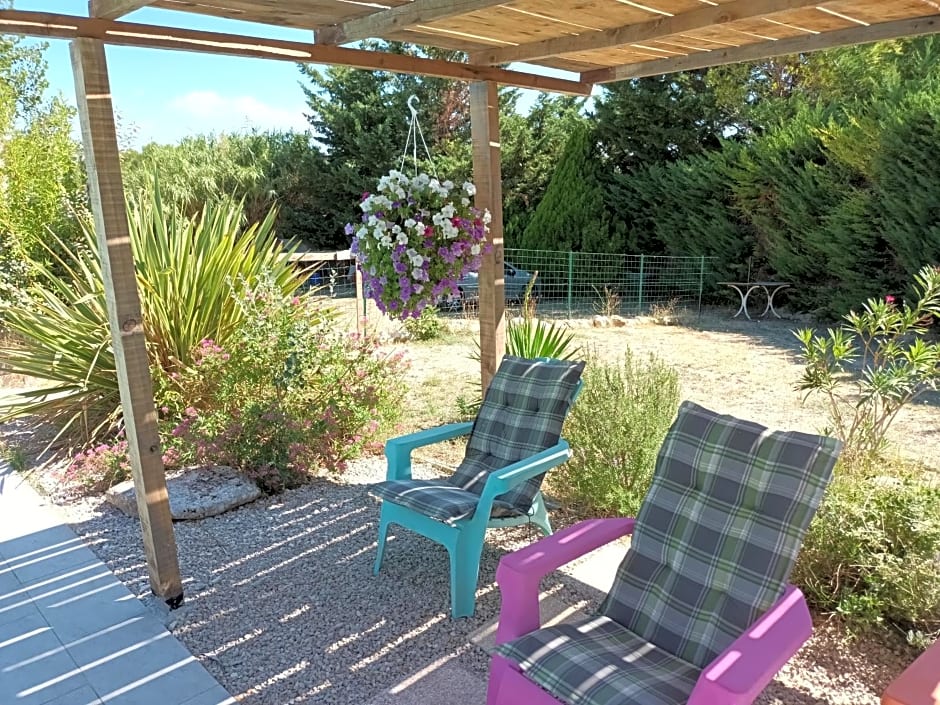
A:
[71,38,183,606]
[470,81,505,392]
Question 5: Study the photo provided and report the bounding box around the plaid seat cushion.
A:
[601,401,841,668]
[495,615,700,705]
[450,356,585,513]
[370,479,482,523]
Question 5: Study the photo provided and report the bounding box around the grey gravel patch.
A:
[52,454,919,705]
[105,465,262,521]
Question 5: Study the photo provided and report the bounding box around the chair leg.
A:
[374,507,391,576]
[449,534,485,618]
[529,495,553,536]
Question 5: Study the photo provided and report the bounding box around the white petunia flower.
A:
[441,204,456,218]
[470,244,481,256]
[463,182,476,196]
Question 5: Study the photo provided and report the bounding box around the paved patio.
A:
[0,460,234,705]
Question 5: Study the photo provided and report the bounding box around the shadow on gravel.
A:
[60,472,917,705]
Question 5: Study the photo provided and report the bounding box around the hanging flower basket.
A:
[348,170,491,320]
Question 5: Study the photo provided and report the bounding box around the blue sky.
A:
[17,1,572,148]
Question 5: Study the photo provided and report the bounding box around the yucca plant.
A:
[505,317,579,361]
[0,185,303,449]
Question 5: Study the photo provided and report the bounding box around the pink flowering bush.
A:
[59,440,131,496]
[349,170,491,320]
[158,275,407,493]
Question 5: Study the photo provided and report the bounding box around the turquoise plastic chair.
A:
[370,356,585,618]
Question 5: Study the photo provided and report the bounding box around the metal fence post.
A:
[698,255,706,316]
[637,254,645,313]
[567,250,574,318]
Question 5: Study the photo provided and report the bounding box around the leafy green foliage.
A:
[0,35,85,309]
[795,266,940,460]
[121,131,333,247]
[552,349,680,516]
[519,124,615,254]
[0,187,302,448]
[161,278,407,492]
[505,318,579,361]
[793,456,940,632]
[404,307,447,341]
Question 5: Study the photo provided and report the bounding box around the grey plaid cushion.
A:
[601,401,841,668]
[495,615,699,705]
[370,480,482,523]
[449,356,585,513]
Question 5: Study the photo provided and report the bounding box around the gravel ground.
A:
[46,455,919,705]
[2,308,933,704]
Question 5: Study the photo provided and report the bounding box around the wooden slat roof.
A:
[14,1,940,91]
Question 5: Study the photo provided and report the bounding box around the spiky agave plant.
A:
[0,186,303,449]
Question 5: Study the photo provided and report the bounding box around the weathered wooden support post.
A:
[470,81,505,392]
[71,38,183,606]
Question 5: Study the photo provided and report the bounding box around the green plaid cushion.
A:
[450,356,584,513]
[601,401,841,668]
[370,480,482,523]
[495,615,699,705]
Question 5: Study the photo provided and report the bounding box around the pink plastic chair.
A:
[488,518,815,705]
[487,402,841,705]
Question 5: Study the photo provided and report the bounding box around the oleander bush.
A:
[160,276,407,493]
[552,348,680,516]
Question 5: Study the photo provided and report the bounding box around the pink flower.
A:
[885,295,896,304]
[185,407,198,418]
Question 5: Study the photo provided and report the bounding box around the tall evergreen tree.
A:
[519,124,613,253]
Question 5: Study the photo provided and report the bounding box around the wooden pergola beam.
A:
[70,37,183,606]
[471,0,822,66]
[584,13,940,84]
[470,81,505,392]
[89,0,155,20]
[0,10,591,96]
[316,0,506,46]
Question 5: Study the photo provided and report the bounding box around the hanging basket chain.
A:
[398,95,437,179]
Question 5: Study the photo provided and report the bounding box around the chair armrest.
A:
[687,585,813,705]
[384,422,473,480]
[494,517,636,644]
[478,442,572,503]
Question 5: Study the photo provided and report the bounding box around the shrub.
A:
[57,439,131,497]
[0,186,303,448]
[552,348,680,516]
[160,276,407,492]
[404,307,446,341]
[793,456,940,633]
[795,265,940,461]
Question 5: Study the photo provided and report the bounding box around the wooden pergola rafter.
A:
[3,0,936,605]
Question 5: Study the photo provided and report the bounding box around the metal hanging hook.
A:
[407,95,420,119]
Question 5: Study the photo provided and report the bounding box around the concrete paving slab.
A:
[65,611,215,705]
[0,586,43,630]
[39,683,103,705]
[0,612,93,705]
[27,571,148,643]
[0,464,233,705]
[365,660,486,705]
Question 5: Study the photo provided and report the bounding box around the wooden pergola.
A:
[2,0,937,605]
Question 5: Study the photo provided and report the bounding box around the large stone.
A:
[105,465,262,521]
